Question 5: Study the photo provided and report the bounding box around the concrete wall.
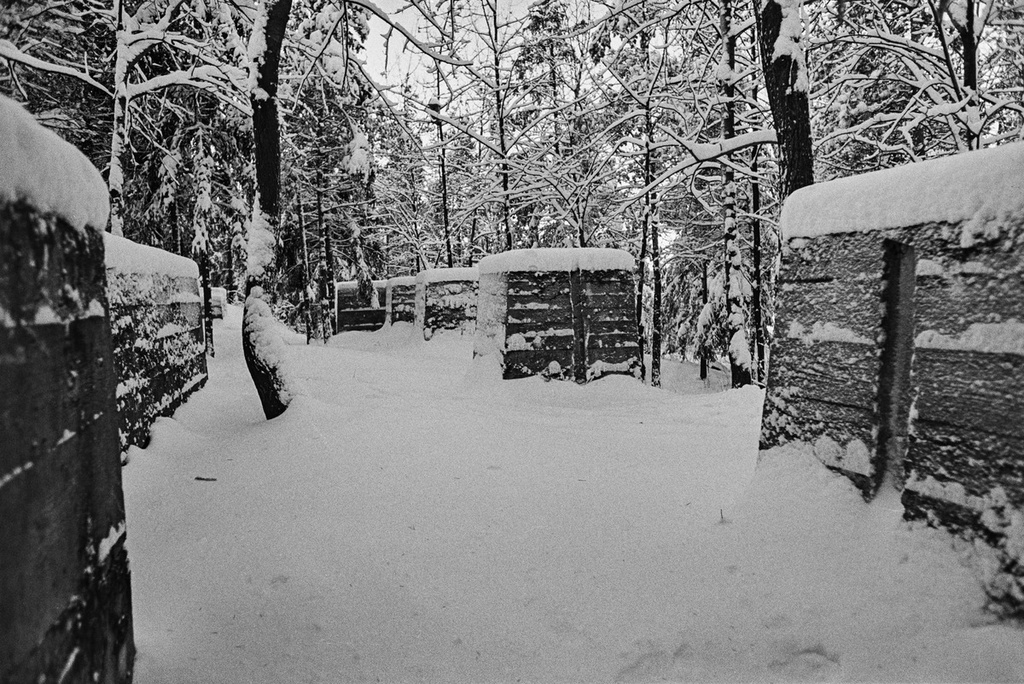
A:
[414,268,479,341]
[334,279,386,332]
[760,231,888,490]
[105,234,208,453]
[475,266,640,383]
[762,144,1024,614]
[385,276,417,325]
[335,279,386,311]
[0,97,134,683]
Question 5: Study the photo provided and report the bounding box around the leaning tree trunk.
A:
[242,0,293,420]
[756,0,814,197]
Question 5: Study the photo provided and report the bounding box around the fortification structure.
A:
[761,143,1024,613]
[474,248,640,382]
[105,234,208,453]
[334,279,386,332]
[0,96,135,682]
[414,267,479,340]
[385,275,417,325]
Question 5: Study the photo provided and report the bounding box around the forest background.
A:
[3,0,1022,390]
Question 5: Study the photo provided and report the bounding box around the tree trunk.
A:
[169,195,180,255]
[436,120,454,267]
[317,170,336,336]
[107,0,127,236]
[723,0,751,388]
[750,147,764,384]
[958,0,980,150]
[487,2,514,251]
[700,260,709,381]
[635,195,649,385]
[198,252,214,357]
[467,214,478,266]
[298,191,312,344]
[242,0,293,420]
[225,222,235,297]
[756,0,814,197]
[649,193,661,388]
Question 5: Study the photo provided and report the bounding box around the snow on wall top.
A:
[104,233,200,278]
[0,95,109,232]
[416,267,479,284]
[387,276,417,287]
[477,248,635,275]
[781,143,1024,240]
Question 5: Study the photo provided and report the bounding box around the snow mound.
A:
[416,267,479,284]
[386,276,417,287]
[104,233,200,278]
[782,143,1024,239]
[477,248,635,274]
[0,95,109,231]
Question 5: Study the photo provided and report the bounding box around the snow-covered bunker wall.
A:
[474,249,640,382]
[0,97,134,683]
[414,267,479,340]
[385,275,416,324]
[334,279,386,332]
[105,234,208,453]
[761,143,1024,610]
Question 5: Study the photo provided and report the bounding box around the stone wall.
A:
[414,268,479,340]
[385,276,417,324]
[762,143,1024,614]
[0,96,134,683]
[105,234,208,453]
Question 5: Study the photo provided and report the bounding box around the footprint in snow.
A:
[767,641,841,681]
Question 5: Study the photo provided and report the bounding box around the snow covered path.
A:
[124,309,1023,683]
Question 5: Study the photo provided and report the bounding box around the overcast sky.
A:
[361,0,535,87]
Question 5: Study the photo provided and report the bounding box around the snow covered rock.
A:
[105,234,208,454]
[764,143,1024,616]
[474,248,640,383]
[0,95,133,683]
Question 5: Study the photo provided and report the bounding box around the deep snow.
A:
[0,94,109,231]
[780,142,1024,241]
[123,307,1024,683]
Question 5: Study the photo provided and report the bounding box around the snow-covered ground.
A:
[123,307,1024,683]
